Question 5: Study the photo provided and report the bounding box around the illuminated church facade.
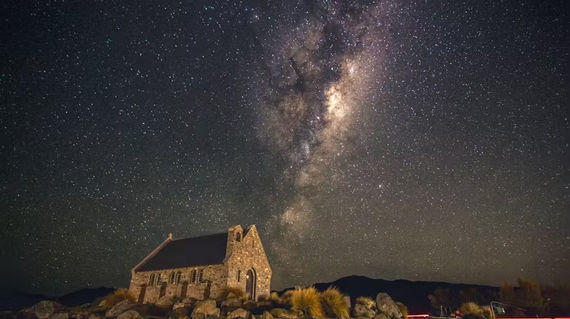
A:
[128,225,271,303]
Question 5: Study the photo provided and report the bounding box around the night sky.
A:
[1,0,569,296]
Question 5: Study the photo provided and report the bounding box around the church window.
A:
[149,273,155,285]
[237,270,241,282]
[191,269,197,283]
[169,272,175,284]
[236,232,241,242]
[199,269,204,282]
[176,271,182,284]
[156,273,162,286]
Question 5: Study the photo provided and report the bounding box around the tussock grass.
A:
[290,287,324,318]
[321,287,348,319]
[220,286,247,300]
[281,290,295,305]
[100,289,135,309]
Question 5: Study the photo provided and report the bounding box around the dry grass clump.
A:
[460,302,484,316]
[281,289,295,305]
[99,289,135,309]
[220,286,247,300]
[290,287,324,318]
[270,292,282,303]
[259,291,283,304]
[321,287,348,319]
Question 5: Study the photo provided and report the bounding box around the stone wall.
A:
[129,264,227,303]
[225,225,272,300]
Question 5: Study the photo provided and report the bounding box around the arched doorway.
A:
[245,269,256,300]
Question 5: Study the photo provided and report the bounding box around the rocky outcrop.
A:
[268,309,299,319]
[353,297,377,319]
[49,313,69,319]
[191,300,219,319]
[156,297,174,308]
[227,308,249,319]
[29,301,61,319]
[221,298,243,312]
[105,300,135,318]
[116,311,141,319]
[261,311,274,319]
[375,293,402,319]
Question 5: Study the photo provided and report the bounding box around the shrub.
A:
[270,292,282,302]
[395,302,408,319]
[321,287,348,319]
[460,302,484,316]
[281,289,295,305]
[100,289,135,309]
[291,287,324,318]
[220,287,247,300]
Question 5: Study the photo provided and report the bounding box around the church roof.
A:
[136,232,228,272]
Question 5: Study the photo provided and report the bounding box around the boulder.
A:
[227,309,249,319]
[49,314,68,319]
[30,301,61,319]
[374,314,390,319]
[261,311,273,319]
[116,311,141,319]
[182,298,198,306]
[70,311,90,319]
[156,296,174,308]
[268,309,299,319]
[191,300,219,319]
[356,297,377,311]
[173,303,186,310]
[375,294,402,319]
[173,303,190,318]
[221,297,243,310]
[105,300,135,318]
[353,304,375,318]
[252,301,273,314]
[88,314,102,319]
[241,301,257,312]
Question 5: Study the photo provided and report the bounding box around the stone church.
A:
[128,225,271,303]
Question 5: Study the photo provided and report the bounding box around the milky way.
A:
[247,1,392,280]
[1,0,569,295]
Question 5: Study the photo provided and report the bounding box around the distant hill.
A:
[281,275,499,313]
[0,287,114,311]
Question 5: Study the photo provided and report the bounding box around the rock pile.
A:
[5,290,406,319]
[353,293,403,319]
